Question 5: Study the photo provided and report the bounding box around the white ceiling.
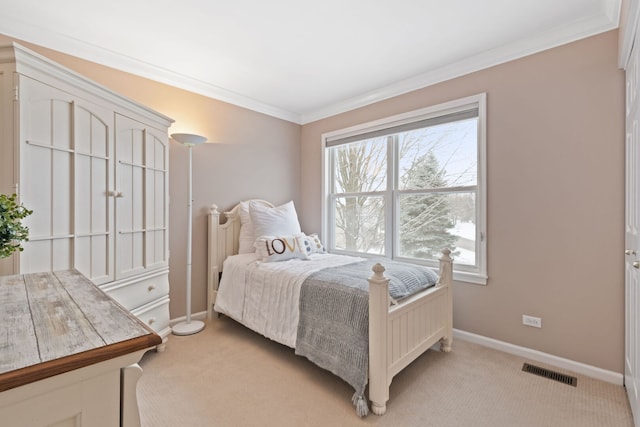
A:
[0,0,621,124]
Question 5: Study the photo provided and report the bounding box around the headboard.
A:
[206,200,274,319]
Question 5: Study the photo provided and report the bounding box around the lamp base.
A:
[172,319,205,336]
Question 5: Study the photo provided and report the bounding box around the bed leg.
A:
[371,402,387,416]
[440,337,452,353]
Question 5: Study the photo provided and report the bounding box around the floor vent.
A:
[522,363,577,387]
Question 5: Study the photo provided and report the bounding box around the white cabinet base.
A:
[0,351,146,427]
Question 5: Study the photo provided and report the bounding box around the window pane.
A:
[398,118,477,190]
[398,192,476,266]
[332,137,387,194]
[334,195,384,254]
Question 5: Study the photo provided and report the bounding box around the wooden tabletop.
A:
[0,269,162,392]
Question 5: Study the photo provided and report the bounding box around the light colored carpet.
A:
[137,317,633,427]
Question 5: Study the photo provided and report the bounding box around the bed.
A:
[206,200,453,416]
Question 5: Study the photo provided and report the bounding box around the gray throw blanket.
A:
[295,260,439,417]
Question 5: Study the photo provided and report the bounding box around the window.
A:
[322,94,487,284]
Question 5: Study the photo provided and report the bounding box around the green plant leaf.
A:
[0,194,33,258]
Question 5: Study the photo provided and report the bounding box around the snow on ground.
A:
[449,221,476,265]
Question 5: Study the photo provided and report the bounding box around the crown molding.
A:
[300,10,619,124]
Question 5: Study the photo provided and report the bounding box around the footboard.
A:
[368,249,453,415]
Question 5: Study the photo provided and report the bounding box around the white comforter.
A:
[214,252,364,348]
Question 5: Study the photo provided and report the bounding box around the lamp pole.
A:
[171,133,206,336]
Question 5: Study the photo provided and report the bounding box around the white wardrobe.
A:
[0,43,173,349]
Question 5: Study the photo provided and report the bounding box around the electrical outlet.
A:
[522,315,542,328]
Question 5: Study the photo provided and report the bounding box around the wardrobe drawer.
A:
[132,298,170,333]
[104,273,169,311]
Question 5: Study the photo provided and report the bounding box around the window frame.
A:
[321,93,487,284]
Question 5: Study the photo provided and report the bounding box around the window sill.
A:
[453,270,487,285]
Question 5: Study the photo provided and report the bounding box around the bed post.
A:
[368,263,390,416]
[207,205,220,321]
[438,248,453,352]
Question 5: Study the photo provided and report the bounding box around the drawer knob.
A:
[147,284,156,292]
[148,317,156,325]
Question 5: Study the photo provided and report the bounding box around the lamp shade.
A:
[171,133,207,146]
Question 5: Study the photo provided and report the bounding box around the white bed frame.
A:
[206,201,453,415]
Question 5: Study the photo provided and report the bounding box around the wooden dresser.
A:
[0,269,161,427]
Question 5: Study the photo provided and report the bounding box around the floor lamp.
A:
[171,133,207,336]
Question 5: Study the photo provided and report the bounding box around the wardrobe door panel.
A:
[91,234,109,278]
[71,101,113,284]
[132,166,144,232]
[147,129,168,269]
[51,149,72,236]
[20,81,74,273]
[73,103,114,283]
[115,114,168,279]
[22,142,53,239]
[52,100,72,150]
[18,77,114,281]
[52,238,72,271]
[22,241,51,273]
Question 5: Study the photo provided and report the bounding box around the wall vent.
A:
[522,363,577,387]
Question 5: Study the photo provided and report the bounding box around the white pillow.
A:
[237,201,255,254]
[249,200,301,238]
[303,233,326,255]
[255,235,310,262]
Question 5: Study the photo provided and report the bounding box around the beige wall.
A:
[300,30,625,373]
[0,34,302,321]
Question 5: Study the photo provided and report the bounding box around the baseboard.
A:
[169,310,208,327]
[453,329,623,385]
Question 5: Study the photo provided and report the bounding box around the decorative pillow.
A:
[238,201,255,254]
[303,233,326,255]
[249,200,301,238]
[255,235,310,262]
